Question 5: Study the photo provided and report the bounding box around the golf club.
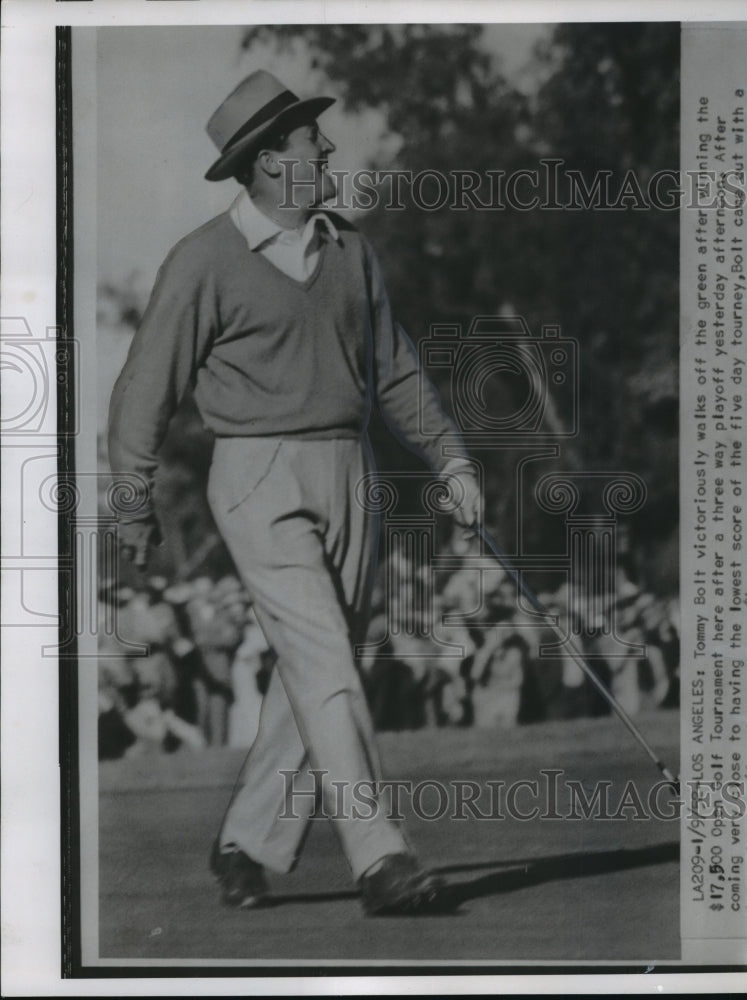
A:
[477,524,681,793]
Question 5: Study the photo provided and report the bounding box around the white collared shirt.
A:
[229,188,340,282]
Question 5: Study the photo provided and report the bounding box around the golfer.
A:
[109,71,480,916]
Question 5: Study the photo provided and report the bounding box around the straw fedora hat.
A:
[205,70,335,181]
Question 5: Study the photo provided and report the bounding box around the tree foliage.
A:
[241,23,680,590]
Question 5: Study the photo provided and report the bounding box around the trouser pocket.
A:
[207,438,284,516]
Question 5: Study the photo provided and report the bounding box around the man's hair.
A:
[234,126,291,187]
[233,112,319,187]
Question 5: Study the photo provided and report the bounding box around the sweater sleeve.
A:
[108,243,217,521]
[365,241,468,474]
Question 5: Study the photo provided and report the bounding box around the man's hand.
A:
[445,469,481,534]
[119,517,162,571]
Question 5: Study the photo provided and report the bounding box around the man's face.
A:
[278,119,337,207]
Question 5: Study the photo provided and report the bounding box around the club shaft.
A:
[477,526,680,787]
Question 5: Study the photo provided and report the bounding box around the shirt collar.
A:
[229,189,340,252]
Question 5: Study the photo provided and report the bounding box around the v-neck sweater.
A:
[109,211,465,517]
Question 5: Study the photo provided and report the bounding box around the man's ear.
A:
[256,147,282,179]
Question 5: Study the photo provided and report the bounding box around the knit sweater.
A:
[108,211,466,519]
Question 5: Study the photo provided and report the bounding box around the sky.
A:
[93,23,551,288]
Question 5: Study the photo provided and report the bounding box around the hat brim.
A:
[205,96,335,182]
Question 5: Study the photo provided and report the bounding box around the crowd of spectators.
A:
[98,530,680,760]
[358,528,679,733]
[98,574,272,759]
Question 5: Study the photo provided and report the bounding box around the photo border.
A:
[3,1,747,995]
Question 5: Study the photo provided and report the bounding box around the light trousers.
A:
[207,436,408,880]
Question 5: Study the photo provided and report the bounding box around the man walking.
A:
[109,70,480,915]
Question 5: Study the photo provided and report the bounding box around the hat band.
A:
[222,90,298,152]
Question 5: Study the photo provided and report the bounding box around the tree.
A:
[242,23,680,592]
[530,23,680,589]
